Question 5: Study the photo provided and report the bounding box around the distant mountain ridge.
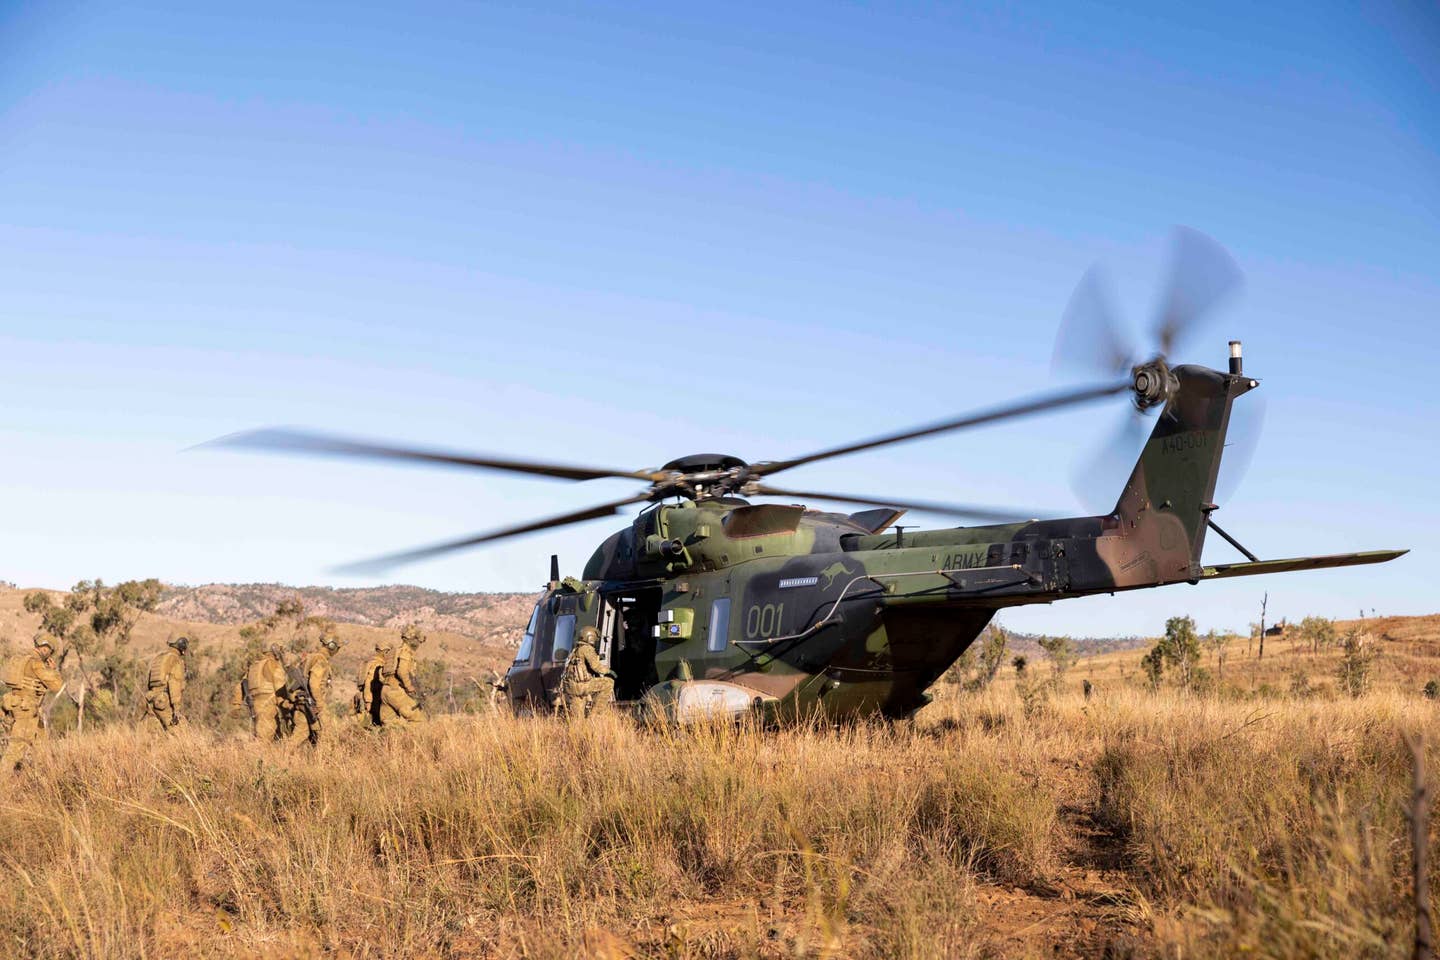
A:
[158,583,540,647]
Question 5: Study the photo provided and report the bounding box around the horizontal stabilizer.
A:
[1201,550,1408,581]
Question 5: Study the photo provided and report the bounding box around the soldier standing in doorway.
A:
[561,626,614,718]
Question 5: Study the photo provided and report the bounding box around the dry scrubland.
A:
[4,665,1440,959]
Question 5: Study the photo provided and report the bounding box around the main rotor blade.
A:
[1052,265,1137,378]
[1153,226,1244,357]
[756,381,1130,477]
[204,428,661,483]
[749,484,1038,523]
[333,493,655,575]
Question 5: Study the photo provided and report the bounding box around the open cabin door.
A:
[601,585,663,702]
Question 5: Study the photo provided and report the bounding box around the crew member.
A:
[561,626,614,717]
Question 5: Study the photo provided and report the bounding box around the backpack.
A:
[1,654,31,692]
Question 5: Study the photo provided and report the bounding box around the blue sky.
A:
[1,2,1436,636]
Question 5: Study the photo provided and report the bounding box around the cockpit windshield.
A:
[515,602,541,663]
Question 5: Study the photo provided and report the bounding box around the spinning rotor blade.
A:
[1052,265,1136,378]
[756,381,1130,477]
[333,493,655,574]
[205,428,661,483]
[1153,226,1244,357]
[749,484,1036,524]
[1214,392,1267,506]
[1052,227,1244,377]
[1071,410,1150,515]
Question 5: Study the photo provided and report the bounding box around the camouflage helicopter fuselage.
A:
[504,361,1403,720]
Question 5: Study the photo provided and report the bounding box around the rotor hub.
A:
[1131,359,1173,411]
[656,454,751,501]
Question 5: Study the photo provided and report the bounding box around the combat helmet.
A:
[399,624,425,646]
[320,635,340,653]
[169,635,190,653]
[576,625,600,647]
[32,635,56,655]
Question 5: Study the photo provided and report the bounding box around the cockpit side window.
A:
[515,603,541,663]
[552,614,577,663]
[707,598,732,653]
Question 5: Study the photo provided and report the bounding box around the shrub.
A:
[1336,629,1376,699]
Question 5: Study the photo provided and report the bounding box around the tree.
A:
[1204,630,1228,685]
[1159,615,1202,692]
[1140,645,1164,691]
[1037,635,1075,689]
[1298,616,1337,655]
[941,622,1009,692]
[969,624,1009,691]
[1012,654,1045,718]
[24,591,76,644]
[1257,592,1268,661]
[943,645,976,685]
[1336,628,1375,698]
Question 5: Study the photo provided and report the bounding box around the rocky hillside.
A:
[158,584,539,649]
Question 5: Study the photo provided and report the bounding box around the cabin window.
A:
[552,614,577,663]
[1010,543,1028,565]
[515,603,540,663]
[707,598,732,653]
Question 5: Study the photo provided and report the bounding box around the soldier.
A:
[379,624,427,723]
[245,643,291,741]
[145,636,189,732]
[358,641,398,726]
[2,636,64,771]
[561,626,614,718]
[289,635,339,744]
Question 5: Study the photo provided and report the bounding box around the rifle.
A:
[240,677,254,716]
[284,662,320,745]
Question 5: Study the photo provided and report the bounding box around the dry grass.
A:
[0,710,1061,959]
[3,621,1439,958]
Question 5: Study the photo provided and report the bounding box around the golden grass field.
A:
[1,610,1439,959]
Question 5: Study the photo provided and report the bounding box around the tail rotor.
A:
[1053,227,1252,513]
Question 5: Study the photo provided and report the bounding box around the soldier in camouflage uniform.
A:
[379,625,427,723]
[245,643,291,741]
[358,641,399,726]
[2,637,64,771]
[145,636,189,732]
[561,626,614,718]
[289,635,339,744]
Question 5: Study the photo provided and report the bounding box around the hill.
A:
[156,583,539,647]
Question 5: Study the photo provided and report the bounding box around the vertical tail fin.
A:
[1109,363,1256,582]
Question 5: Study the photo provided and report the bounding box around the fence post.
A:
[1407,732,1433,960]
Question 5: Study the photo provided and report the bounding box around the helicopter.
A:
[214,229,1406,722]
